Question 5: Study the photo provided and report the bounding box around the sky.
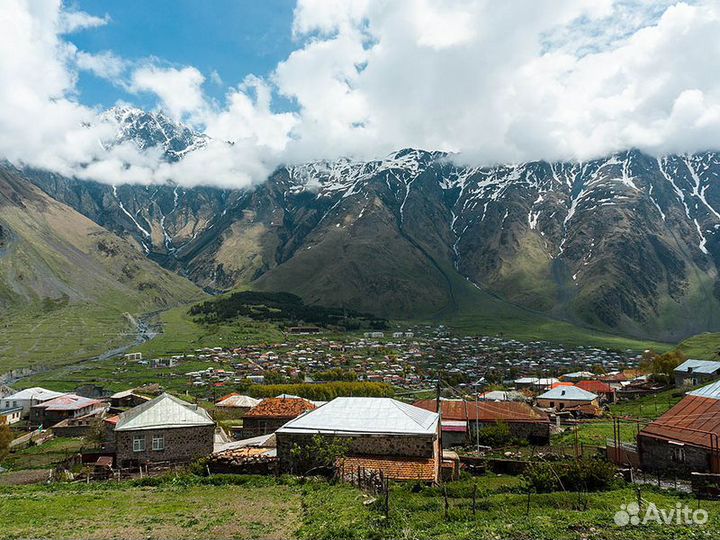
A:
[1,0,720,188]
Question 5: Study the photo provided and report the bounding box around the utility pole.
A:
[475,380,480,454]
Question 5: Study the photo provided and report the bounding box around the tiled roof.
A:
[244,397,316,419]
[413,399,549,424]
[640,395,720,449]
[339,455,437,481]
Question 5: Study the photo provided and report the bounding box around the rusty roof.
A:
[32,394,103,411]
[244,397,316,419]
[339,455,437,481]
[576,380,614,394]
[640,395,720,449]
[413,399,549,424]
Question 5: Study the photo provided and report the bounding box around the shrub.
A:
[523,458,619,493]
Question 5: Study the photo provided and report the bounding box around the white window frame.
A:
[152,434,165,451]
[132,436,145,452]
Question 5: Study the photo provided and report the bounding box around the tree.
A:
[289,435,349,476]
[0,423,13,462]
[651,351,686,383]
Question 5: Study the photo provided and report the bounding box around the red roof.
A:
[551,382,575,389]
[413,400,549,424]
[640,395,720,449]
[33,394,103,411]
[339,455,437,481]
[244,397,316,419]
[576,380,614,394]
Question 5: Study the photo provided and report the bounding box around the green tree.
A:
[289,435,349,476]
[651,351,686,383]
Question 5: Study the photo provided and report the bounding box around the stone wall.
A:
[276,431,437,470]
[115,425,214,467]
[638,435,711,476]
[242,417,291,438]
[472,421,550,445]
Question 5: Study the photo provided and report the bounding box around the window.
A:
[671,443,686,463]
[152,434,165,451]
[132,436,145,452]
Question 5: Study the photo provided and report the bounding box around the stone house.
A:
[29,394,106,428]
[413,399,551,447]
[276,397,442,482]
[639,381,720,476]
[215,393,261,418]
[113,393,215,468]
[673,360,720,388]
[242,397,316,438]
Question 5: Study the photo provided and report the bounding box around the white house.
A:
[2,387,66,417]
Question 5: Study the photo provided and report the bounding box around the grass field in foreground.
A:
[1,474,718,540]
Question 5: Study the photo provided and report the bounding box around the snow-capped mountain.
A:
[20,111,720,341]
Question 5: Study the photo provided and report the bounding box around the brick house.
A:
[639,381,720,476]
[113,393,215,468]
[242,397,316,438]
[413,399,551,447]
[276,397,442,482]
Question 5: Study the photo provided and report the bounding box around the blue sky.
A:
[68,0,297,109]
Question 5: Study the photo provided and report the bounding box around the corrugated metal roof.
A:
[216,394,261,408]
[674,359,720,375]
[277,397,439,436]
[413,399,549,424]
[537,386,597,401]
[4,387,65,401]
[640,395,720,449]
[576,380,614,394]
[33,394,102,411]
[688,380,720,400]
[115,393,214,431]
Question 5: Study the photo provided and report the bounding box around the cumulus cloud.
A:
[1,0,720,188]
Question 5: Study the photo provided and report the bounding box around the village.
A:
[4,329,720,537]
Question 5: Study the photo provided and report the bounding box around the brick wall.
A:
[115,425,214,467]
[638,435,710,476]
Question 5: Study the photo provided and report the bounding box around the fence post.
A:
[636,485,642,512]
[384,477,390,518]
[443,486,449,520]
[472,483,477,516]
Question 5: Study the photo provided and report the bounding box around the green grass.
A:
[0,473,718,539]
[677,332,720,360]
[552,422,639,447]
[1,437,86,471]
[134,305,285,358]
[610,387,687,419]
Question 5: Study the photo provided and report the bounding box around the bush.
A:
[248,382,393,401]
[523,458,619,493]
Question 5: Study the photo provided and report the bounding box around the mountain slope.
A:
[21,109,720,342]
[0,167,205,371]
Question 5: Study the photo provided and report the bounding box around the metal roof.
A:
[33,394,102,411]
[115,393,214,431]
[537,386,598,401]
[277,397,439,436]
[640,395,720,449]
[674,359,720,375]
[215,394,261,408]
[3,387,65,402]
[688,380,720,400]
[414,399,549,423]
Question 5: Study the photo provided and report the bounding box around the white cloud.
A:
[129,65,206,121]
[1,0,720,189]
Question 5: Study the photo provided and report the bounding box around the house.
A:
[215,394,261,416]
[241,397,316,438]
[560,371,596,382]
[29,394,106,427]
[414,399,550,447]
[109,389,151,410]
[275,397,442,482]
[535,386,600,414]
[477,390,527,402]
[0,407,22,425]
[1,387,66,417]
[674,359,720,388]
[576,380,617,403]
[639,381,720,475]
[513,377,559,391]
[113,393,215,468]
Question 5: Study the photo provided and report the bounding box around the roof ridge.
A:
[390,399,430,427]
